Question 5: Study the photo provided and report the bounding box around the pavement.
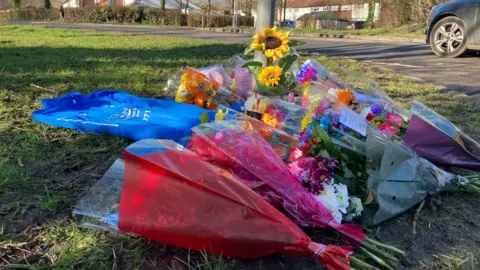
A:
[24,22,480,97]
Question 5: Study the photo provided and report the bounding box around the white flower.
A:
[334,183,349,214]
[292,148,303,160]
[314,183,343,223]
[344,196,364,221]
[327,88,338,102]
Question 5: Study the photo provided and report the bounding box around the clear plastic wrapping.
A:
[245,93,308,136]
[164,66,244,110]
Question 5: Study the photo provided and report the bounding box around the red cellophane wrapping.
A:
[118,139,352,270]
[188,122,366,246]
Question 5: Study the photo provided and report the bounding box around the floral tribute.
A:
[243,27,298,96]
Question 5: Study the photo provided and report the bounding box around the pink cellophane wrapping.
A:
[189,122,366,245]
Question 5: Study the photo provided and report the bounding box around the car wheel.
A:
[430,16,467,57]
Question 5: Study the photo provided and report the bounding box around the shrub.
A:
[0,7,255,28]
[144,8,185,26]
[0,10,12,22]
[44,0,51,9]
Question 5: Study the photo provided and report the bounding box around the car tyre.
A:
[430,16,467,57]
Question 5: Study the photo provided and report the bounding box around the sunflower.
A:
[251,27,290,61]
[259,66,283,87]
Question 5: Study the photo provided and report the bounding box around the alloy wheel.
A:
[434,22,464,53]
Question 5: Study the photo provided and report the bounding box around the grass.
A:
[0,24,479,269]
[286,23,426,38]
[228,24,425,38]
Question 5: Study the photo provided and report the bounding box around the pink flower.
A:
[386,113,404,127]
[290,148,304,161]
[379,123,399,136]
[313,100,330,117]
[288,160,303,182]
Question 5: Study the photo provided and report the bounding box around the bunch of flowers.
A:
[176,67,220,109]
[293,121,366,223]
[168,67,244,110]
[244,27,298,96]
[297,60,319,85]
[366,104,407,136]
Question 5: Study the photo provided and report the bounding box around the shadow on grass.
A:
[0,42,244,95]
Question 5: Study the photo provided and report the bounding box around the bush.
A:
[0,10,12,22]
[0,7,255,28]
[144,8,185,26]
[11,7,58,21]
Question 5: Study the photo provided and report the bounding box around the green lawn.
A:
[289,24,425,38]
[231,24,425,38]
[0,25,479,269]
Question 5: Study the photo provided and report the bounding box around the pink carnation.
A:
[386,113,404,127]
[379,123,399,136]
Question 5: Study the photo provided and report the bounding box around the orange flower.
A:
[337,89,355,106]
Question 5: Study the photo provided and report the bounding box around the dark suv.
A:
[426,0,480,57]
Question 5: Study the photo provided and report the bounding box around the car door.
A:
[473,2,480,44]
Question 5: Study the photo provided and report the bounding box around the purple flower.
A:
[315,156,340,170]
[310,169,334,194]
[297,62,318,84]
[370,104,383,116]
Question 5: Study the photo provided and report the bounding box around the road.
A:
[26,23,480,96]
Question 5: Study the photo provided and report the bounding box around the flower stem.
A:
[367,238,406,256]
[351,257,379,270]
[464,174,480,180]
[361,241,399,264]
[359,247,395,270]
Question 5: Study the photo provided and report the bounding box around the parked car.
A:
[280,20,296,28]
[426,0,480,57]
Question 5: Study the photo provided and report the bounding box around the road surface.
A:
[23,23,480,96]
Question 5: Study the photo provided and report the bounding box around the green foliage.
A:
[366,2,375,29]
[160,0,166,10]
[11,0,21,9]
[44,0,51,9]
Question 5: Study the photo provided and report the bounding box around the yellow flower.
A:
[258,100,267,113]
[250,27,290,61]
[230,79,236,93]
[259,66,282,87]
[215,109,228,121]
[301,101,318,131]
[262,113,280,128]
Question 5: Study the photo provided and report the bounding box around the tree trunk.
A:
[184,0,190,14]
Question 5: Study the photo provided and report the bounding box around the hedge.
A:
[0,7,254,28]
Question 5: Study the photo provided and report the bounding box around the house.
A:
[124,0,202,13]
[0,0,67,9]
[193,2,225,15]
[281,0,380,23]
[62,0,96,8]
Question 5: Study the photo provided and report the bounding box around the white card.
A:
[339,106,367,136]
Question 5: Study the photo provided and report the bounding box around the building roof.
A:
[286,0,342,8]
[297,11,341,21]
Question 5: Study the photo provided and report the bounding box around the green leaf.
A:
[244,46,257,55]
[279,53,299,72]
[318,149,330,158]
[242,61,263,75]
[199,112,209,124]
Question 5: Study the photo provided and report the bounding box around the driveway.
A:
[23,22,480,96]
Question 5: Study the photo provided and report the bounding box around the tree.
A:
[44,0,51,9]
[160,0,166,10]
[184,0,190,14]
[11,0,21,9]
[207,0,211,16]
